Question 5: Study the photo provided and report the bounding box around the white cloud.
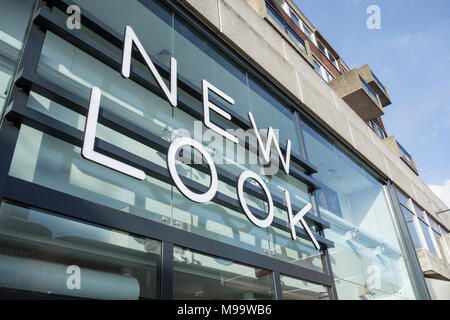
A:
[428,180,450,208]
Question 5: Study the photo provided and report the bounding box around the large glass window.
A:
[173,246,274,300]
[418,220,438,256]
[280,275,330,300]
[0,0,428,301]
[411,201,425,220]
[0,202,161,299]
[401,206,423,249]
[299,117,417,300]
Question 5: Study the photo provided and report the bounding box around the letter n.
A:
[121,25,178,107]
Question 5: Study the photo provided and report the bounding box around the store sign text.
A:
[81,26,320,250]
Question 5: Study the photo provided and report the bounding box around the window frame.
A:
[313,56,334,83]
[316,39,340,71]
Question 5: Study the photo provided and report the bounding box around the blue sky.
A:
[293,0,450,206]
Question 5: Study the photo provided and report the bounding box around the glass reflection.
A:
[0,202,161,299]
[173,246,274,300]
[299,118,417,300]
[280,275,330,300]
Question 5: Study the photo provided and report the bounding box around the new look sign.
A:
[81,25,320,250]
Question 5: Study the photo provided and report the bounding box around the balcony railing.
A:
[371,71,385,91]
[397,141,414,165]
[359,75,378,102]
[265,0,306,53]
[369,120,387,139]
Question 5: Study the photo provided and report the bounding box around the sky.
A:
[293,0,450,207]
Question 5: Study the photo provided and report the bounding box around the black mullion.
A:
[160,241,174,300]
[323,249,338,300]
[273,271,283,300]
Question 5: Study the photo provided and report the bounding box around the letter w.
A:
[121,25,178,107]
[248,112,291,174]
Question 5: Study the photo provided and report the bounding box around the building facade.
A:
[0,0,448,300]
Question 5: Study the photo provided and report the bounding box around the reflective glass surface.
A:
[418,220,438,256]
[280,275,330,300]
[173,246,274,300]
[0,202,161,299]
[401,206,423,249]
[299,118,417,299]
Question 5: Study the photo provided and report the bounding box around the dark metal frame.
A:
[0,0,338,300]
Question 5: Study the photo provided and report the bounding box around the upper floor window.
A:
[265,0,306,53]
[314,58,334,83]
[287,6,316,45]
[368,120,387,139]
[340,62,349,74]
[317,39,340,71]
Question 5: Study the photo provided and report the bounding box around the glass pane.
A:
[0,0,35,114]
[268,226,326,273]
[395,188,410,208]
[74,0,174,69]
[248,76,301,155]
[427,215,440,233]
[412,202,425,220]
[173,246,274,300]
[9,125,173,225]
[0,202,161,299]
[433,230,441,240]
[418,220,438,255]
[401,207,423,249]
[174,15,251,120]
[300,118,417,299]
[280,275,330,300]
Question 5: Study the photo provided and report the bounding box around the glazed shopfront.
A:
[0,0,426,300]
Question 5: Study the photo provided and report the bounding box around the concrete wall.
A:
[176,0,449,230]
[425,278,450,300]
[416,248,450,281]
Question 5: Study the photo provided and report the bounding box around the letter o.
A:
[237,170,274,228]
[167,137,218,203]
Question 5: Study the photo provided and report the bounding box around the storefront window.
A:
[0,202,161,299]
[0,0,429,301]
[173,246,274,300]
[299,117,417,300]
[280,275,330,300]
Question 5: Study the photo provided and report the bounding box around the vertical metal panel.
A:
[160,242,174,300]
[273,271,283,300]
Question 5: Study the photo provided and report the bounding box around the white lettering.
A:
[122,25,178,107]
[167,137,218,203]
[248,112,291,174]
[237,170,274,228]
[202,80,238,144]
[284,190,320,250]
[82,87,146,180]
